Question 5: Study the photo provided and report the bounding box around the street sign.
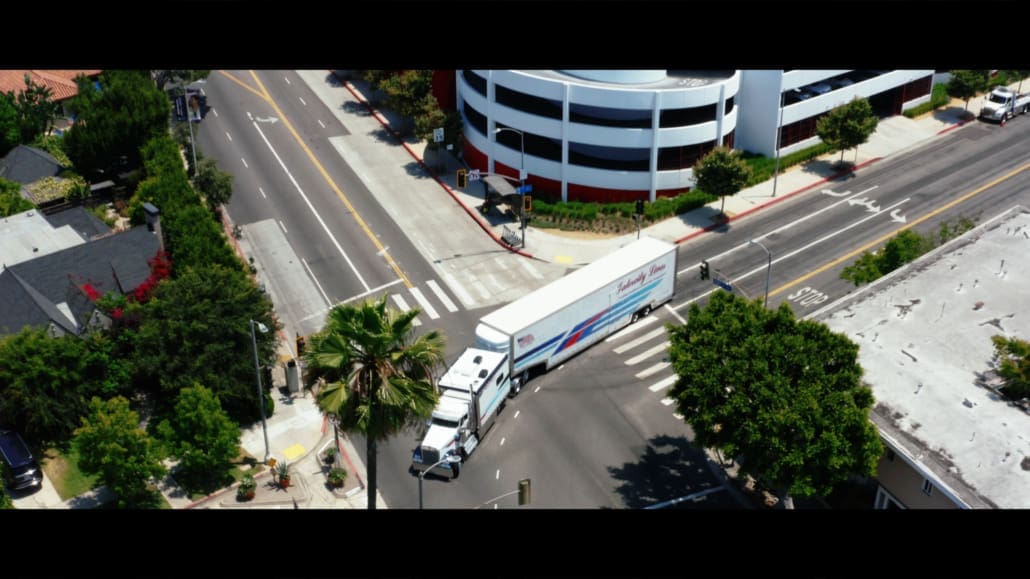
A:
[713,279,733,292]
[469,169,481,181]
[516,184,533,194]
[433,128,444,143]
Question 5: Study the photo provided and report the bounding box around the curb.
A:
[340,77,537,261]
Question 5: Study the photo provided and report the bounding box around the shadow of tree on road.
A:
[607,434,738,509]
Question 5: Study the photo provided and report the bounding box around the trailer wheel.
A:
[512,370,528,396]
[451,462,461,479]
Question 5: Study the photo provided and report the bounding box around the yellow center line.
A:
[217,71,268,101]
[770,162,1030,298]
[247,71,413,289]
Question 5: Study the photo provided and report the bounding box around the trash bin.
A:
[285,359,300,393]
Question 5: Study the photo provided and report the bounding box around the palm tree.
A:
[302,295,446,510]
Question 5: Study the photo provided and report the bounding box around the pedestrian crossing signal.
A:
[635,199,644,216]
[523,195,532,213]
[456,169,467,188]
[700,260,710,281]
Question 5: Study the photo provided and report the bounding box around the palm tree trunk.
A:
[366,436,377,510]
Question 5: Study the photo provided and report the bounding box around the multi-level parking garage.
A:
[454,69,934,204]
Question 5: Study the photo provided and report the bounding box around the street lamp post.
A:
[749,239,772,308]
[249,319,271,463]
[418,453,461,509]
[494,126,526,248]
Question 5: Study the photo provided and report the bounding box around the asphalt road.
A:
[187,71,1030,509]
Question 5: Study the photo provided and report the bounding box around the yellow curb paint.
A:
[555,255,573,264]
[283,444,306,461]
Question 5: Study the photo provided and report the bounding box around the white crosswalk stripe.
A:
[648,374,678,392]
[637,362,671,380]
[624,342,669,365]
[661,397,675,406]
[605,316,658,342]
[518,258,545,280]
[426,280,459,313]
[614,327,668,354]
[441,272,475,307]
[408,287,439,319]
[390,294,421,326]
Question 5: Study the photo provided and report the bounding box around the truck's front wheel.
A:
[451,462,461,479]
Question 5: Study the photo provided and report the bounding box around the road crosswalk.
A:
[387,278,462,326]
[604,313,683,416]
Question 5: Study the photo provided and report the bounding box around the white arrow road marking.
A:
[822,188,852,197]
[679,186,879,276]
[255,116,279,124]
[891,208,907,223]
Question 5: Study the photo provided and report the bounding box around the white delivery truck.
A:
[475,236,678,394]
[979,86,1030,123]
[411,347,511,478]
[410,237,678,477]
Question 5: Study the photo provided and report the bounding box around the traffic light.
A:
[523,195,532,213]
[518,478,531,505]
[296,333,306,358]
[456,169,467,188]
[700,260,710,281]
[635,199,645,216]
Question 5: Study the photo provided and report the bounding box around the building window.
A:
[921,478,934,496]
[886,449,895,462]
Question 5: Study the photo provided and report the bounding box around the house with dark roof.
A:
[0,145,65,186]
[0,219,160,338]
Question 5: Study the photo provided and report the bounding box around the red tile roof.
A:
[0,70,103,102]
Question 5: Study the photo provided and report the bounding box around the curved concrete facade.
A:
[458,70,740,203]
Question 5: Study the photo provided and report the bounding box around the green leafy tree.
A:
[815,97,879,166]
[14,73,61,144]
[155,384,240,489]
[133,264,277,424]
[63,70,170,178]
[379,70,433,135]
[0,93,19,156]
[0,176,34,217]
[193,157,234,213]
[666,291,883,507]
[73,396,166,508]
[841,228,932,286]
[303,295,445,510]
[692,146,752,217]
[992,335,1030,400]
[0,327,94,443]
[947,70,989,110]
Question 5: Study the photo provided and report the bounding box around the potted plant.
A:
[237,473,257,501]
[327,467,347,488]
[323,446,336,465]
[275,460,291,488]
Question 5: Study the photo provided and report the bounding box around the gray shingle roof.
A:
[0,225,159,337]
[0,145,64,185]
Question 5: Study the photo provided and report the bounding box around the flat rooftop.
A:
[812,206,1030,508]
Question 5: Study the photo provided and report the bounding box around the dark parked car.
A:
[0,429,43,492]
